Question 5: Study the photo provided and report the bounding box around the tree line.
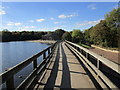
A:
[84,7,120,48]
[1,7,119,48]
[0,30,47,42]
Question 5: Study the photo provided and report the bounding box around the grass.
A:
[78,43,91,49]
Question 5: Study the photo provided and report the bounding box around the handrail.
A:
[65,40,119,88]
[65,40,120,74]
[0,41,58,89]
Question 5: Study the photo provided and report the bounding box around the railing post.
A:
[48,48,50,54]
[6,75,14,90]
[33,59,37,69]
[97,60,102,70]
[43,52,46,59]
[86,52,89,59]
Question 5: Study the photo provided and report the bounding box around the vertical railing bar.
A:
[97,60,102,71]
[86,52,88,59]
[43,52,46,60]
[33,58,37,69]
[6,74,14,89]
[48,48,50,54]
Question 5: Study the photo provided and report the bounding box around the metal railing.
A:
[65,40,120,89]
[0,41,58,89]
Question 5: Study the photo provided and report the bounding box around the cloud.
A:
[54,21,66,24]
[1,6,5,9]
[29,20,34,23]
[18,26,37,31]
[0,10,6,15]
[58,13,78,19]
[36,18,45,22]
[14,23,22,26]
[54,22,59,24]
[30,26,36,28]
[23,26,36,29]
[7,22,22,26]
[50,18,54,20]
[40,26,66,31]
[77,19,101,27]
[88,4,97,10]
[7,22,14,26]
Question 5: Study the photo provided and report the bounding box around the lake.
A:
[0,41,49,88]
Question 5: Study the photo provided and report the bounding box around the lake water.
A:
[0,41,49,88]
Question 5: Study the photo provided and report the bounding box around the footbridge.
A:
[0,41,120,89]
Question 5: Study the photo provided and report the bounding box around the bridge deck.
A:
[35,42,96,89]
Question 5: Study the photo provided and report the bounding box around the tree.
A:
[55,29,65,40]
[105,8,120,47]
[90,20,110,47]
[62,32,72,41]
[2,30,12,42]
[72,29,83,43]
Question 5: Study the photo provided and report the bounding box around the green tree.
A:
[72,29,83,43]
[105,8,120,47]
[62,32,72,41]
[55,29,65,40]
[90,20,110,47]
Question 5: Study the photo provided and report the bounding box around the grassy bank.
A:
[77,43,91,49]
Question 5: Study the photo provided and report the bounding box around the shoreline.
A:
[26,40,56,44]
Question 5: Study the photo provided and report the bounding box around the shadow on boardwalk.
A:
[43,42,71,89]
[60,43,71,88]
[36,42,96,89]
[44,44,60,89]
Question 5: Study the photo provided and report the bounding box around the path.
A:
[35,42,96,89]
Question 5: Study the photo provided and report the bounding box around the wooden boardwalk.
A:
[35,42,96,89]
[1,41,119,89]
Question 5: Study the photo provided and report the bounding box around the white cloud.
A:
[36,18,45,22]
[0,10,6,15]
[54,21,66,24]
[30,26,36,28]
[7,22,22,26]
[7,22,15,26]
[58,13,78,19]
[54,22,59,24]
[50,18,54,20]
[18,26,37,31]
[88,4,96,10]
[14,23,22,26]
[1,6,5,9]
[29,20,34,22]
[40,26,66,31]
[23,26,36,29]
[77,19,102,27]
[58,15,67,18]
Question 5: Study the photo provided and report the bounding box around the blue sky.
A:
[0,2,118,31]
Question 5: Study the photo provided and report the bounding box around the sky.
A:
[0,2,118,31]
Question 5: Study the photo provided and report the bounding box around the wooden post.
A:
[6,75,14,90]
[43,52,46,59]
[86,52,88,59]
[97,60,102,70]
[48,48,50,54]
[33,59,37,69]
